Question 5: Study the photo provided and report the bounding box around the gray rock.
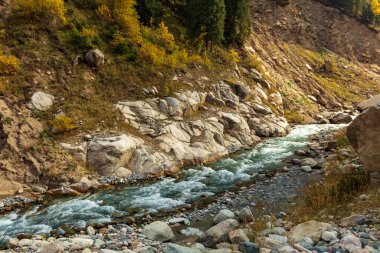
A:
[340,215,366,227]
[228,229,250,244]
[213,209,235,224]
[301,166,312,173]
[322,231,338,242]
[239,242,259,253]
[205,219,239,245]
[331,113,353,124]
[29,91,54,111]
[288,220,332,243]
[84,49,105,67]
[135,246,158,253]
[163,243,201,253]
[0,236,10,250]
[179,227,206,240]
[347,106,380,173]
[301,158,318,167]
[238,207,254,223]
[269,234,288,243]
[142,221,174,242]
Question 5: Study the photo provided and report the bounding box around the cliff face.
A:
[0,0,379,197]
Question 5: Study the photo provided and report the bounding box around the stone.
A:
[238,207,254,223]
[251,103,272,115]
[163,243,201,253]
[142,221,175,242]
[269,234,287,243]
[179,227,206,240]
[205,219,240,245]
[357,94,380,111]
[99,250,120,253]
[231,82,252,101]
[341,234,362,248]
[86,226,96,235]
[302,166,312,173]
[341,215,366,227]
[331,113,353,124]
[70,238,94,250]
[229,229,250,244]
[6,237,18,249]
[239,242,260,253]
[288,221,333,243]
[84,49,105,67]
[48,187,81,197]
[255,237,285,249]
[168,217,190,226]
[29,91,54,111]
[347,106,380,172]
[322,231,338,242]
[301,158,318,167]
[40,243,65,253]
[278,245,298,253]
[87,134,143,175]
[213,209,235,224]
[114,167,132,178]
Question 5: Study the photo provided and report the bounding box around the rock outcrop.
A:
[357,94,380,112]
[347,105,380,172]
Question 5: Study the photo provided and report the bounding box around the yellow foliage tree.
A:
[15,0,66,25]
[372,0,380,15]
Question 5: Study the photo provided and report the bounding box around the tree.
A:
[362,3,375,24]
[136,0,165,26]
[186,0,226,46]
[224,0,251,45]
[372,0,380,15]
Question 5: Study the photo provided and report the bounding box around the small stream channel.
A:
[0,124,344,237]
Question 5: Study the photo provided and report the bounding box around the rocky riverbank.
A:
[3,122,378,253]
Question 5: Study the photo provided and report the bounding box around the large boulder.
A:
[357,94,380,111]
[347,106,380,172]
[205,219,240,246]
[87,134,143,175]
[288,220,333,243]
[331,113,353,124]
[29,92,54,111]
[142,221,175,242]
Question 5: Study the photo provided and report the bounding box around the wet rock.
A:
[288,220,333,243]
[0,236,10,249]
[179,227,206,240]
[48,187,81,197]
[163,243,201,253]
[214,209,235,224]
[228,229,249,244]
[29,91,55,111]
[142,221,174,242]
[341,215,366,227]
[239,242,259,253]
[238,207,254,223]
[169,217,190,225]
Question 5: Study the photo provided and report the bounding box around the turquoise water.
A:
[0,124,343,237]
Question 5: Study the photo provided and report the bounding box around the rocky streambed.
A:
[1,123,371,253]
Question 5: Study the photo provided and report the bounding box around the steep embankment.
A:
[0,0,379,198]
[248,0,380,119]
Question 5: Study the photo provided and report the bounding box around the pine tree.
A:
[224,0,251,45]
[362,3,375,24]
[136,0,165,26]
[186,0,226,46]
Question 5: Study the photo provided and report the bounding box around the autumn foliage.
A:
[14,0,66,25]
[0,53,20,75]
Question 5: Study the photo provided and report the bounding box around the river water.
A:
[0,124,344,237]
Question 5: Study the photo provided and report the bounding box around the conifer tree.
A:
[224,0,251,45]
[186,0,226,46]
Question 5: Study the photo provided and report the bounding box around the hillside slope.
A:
[0,0,379,198]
